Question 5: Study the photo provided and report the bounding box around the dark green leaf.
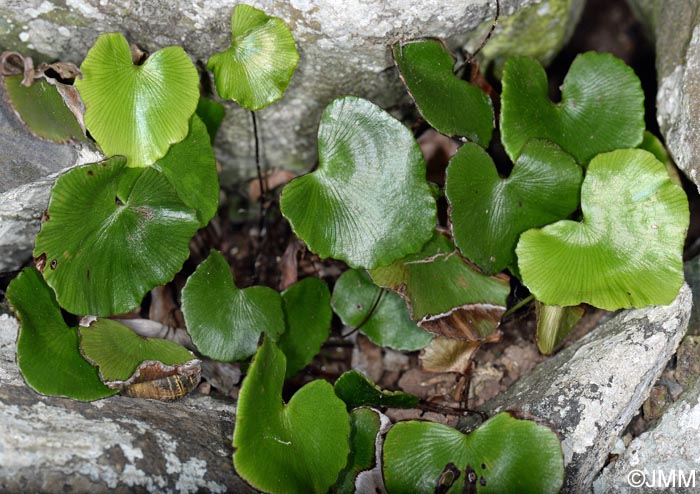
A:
[383,413,564,494]
[331,269,432,351]
[281,96,436,269]
[233,337,350,493]
[392,39,494,146]
[181,250,285,362]
[446,139,582,274]
[278,277,332,377]
[334,408,383,494]
[6,268,117,401]
[152,114,219,226]
[196,97,226,143]
[3,75,86,143]
[34,156,200,316]
[501,52,644,164]
[334,370,419,410]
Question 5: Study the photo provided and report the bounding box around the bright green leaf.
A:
[446,140,582,274]
[501,52,644,164]
[331,269,433,351]
[207,4,299,111]
[181,250,285,362]
[6,268,117,401]
[152,114,219,226]
[334,370,419,410]
[334,408,382,494]
[370,232,509,323]
[393,39,493,146]
[196,97,226,143]
[34,156,200,316]
[278,277,332,378]
[3,75,86,143]
[233,337,350,494]
[75,33,199,167]
[535,302,584,355]
[281,96,436,269]
[517,149,688,310]
[79,318,196,383]
[383,413,564,494]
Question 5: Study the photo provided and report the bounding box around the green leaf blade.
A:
[501,52,645,164]
[207,4,299,111]
[517,149,688,310]
[181,250,285,362]
[335,408,382,494]
[79,318,195,383]
[334,370,419,410]
[34,157,200,316]
[6,268,117,401]
[152,114,219,226]
[281,97,436,269]
[233,338,350,494]
[446,140,582,274]
[75,33,199,167]
[393,39,494,146]
[278,277,332,377]
[331,269,432,351]
[383,413,564,494]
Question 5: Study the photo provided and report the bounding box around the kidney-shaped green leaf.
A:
[334,370,419,410]
[34,156,200,316]
[152,114,219,226]
[393,39,494,146]
[6,267,117,401]
[517,149,689,310]
[181,250,285,362]
[501,52,644,164]
[331,269,433,351]
[383,412,564,494]
[207,4,299,111]
[278,277,332,377]
[233,337,350,494]
[281,96,436,269]
[446,140,582,275]
[79,318,196,384]
[75,32,199,167]
[370,232,510,323]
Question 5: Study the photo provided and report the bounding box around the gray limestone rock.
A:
[0,81,102,273]
[593,375,700,494]
[0,313,249,493]
[468,284,692,493]
[0,0,584,182]
[626,0,700,191]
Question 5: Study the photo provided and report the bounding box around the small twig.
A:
[453,0,500,75]
[502,293,535,320]
[341,288,385,338]
[416,400,488,420]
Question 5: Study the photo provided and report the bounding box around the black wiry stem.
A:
[341,288,385,338]
[454,0,500,75]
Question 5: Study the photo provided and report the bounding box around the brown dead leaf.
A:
[278,237,303,290]
[420,303,506,340]
[248,169,298,202]
[421,332,501,374]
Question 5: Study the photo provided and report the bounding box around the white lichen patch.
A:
[24,1,56,19]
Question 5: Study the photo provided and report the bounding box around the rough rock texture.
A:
[0,0,584,182]
[626,0,700,191]
[0,82,102,273]
[0,314,249,493]
[593,377,700,494]
[467,284,692,493]
[684,254,700,335]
